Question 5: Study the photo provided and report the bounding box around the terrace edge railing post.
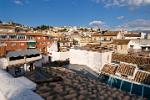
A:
[141,85,144,97]
[130,82,133,94]
[110,75,113,87]
[120,80,123,90]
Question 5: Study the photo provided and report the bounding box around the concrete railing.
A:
[26,55,42,63]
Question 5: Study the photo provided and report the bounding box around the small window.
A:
[28,36,33,40]
[104,38,106,41]
[130,45,134,48]
[18,35,25,40]
[0,34,7,39]
[142,47,146,51]
[9,35,16,39]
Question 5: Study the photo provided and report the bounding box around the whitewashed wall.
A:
[47,41,58,53]
[125,37,141,39]
[101,51,112,69]
[128,39,150,50]
[0,58,8,69]
[69,49,112,73]
[51,51,69,61]
[0,91,7,100]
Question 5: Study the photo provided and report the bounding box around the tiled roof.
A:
[0,25,15,29]
[0,31,54,37]
[112,39,130,45]
[101,64,117,75]
[133,71,150,85]
[124,34,141,37]
[112,53,150,65]
[91,33,101,36]
[100,31,119,36]
[26,67,144,100]
[74,45,112,53]
[116,63,136,76]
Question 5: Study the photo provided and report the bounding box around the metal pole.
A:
[110,77,113,87]
[120,80,123,90]
[141,85,144,97]
[130,83,133,94]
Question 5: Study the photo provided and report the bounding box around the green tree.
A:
[40,25,49,30]
[35,25,49,30]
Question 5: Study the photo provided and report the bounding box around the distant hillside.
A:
[129,30,150,33]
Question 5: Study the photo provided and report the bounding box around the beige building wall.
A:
[116,45,128,54]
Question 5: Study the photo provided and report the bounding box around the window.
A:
[18,35,25,40]
[0,34,7,39]
[142,47,146,51]
[28,36,33,40]
[110,38,112,41]
[9,35,16,39]
[130,45,134,48]
[104,38,106,41]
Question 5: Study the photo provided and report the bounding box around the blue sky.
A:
[0,0,150,30]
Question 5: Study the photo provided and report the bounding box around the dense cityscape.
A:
[0,20,150,100]
[0,0,150,100]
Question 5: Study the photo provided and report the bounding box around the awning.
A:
[6,49,41,57]
[6,51,24,57]
[23,49,40,56]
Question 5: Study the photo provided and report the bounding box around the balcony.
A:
[27,40,36,48]
[7,49,42,66]
[8,58,25,66]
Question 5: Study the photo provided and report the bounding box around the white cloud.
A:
[117,16,124,20]
[14,0,23,5]
[94,0,150,7]
[14,0,29,5]
[89,20,108,30]
[120,19,150,30]
[89,20,104,26]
